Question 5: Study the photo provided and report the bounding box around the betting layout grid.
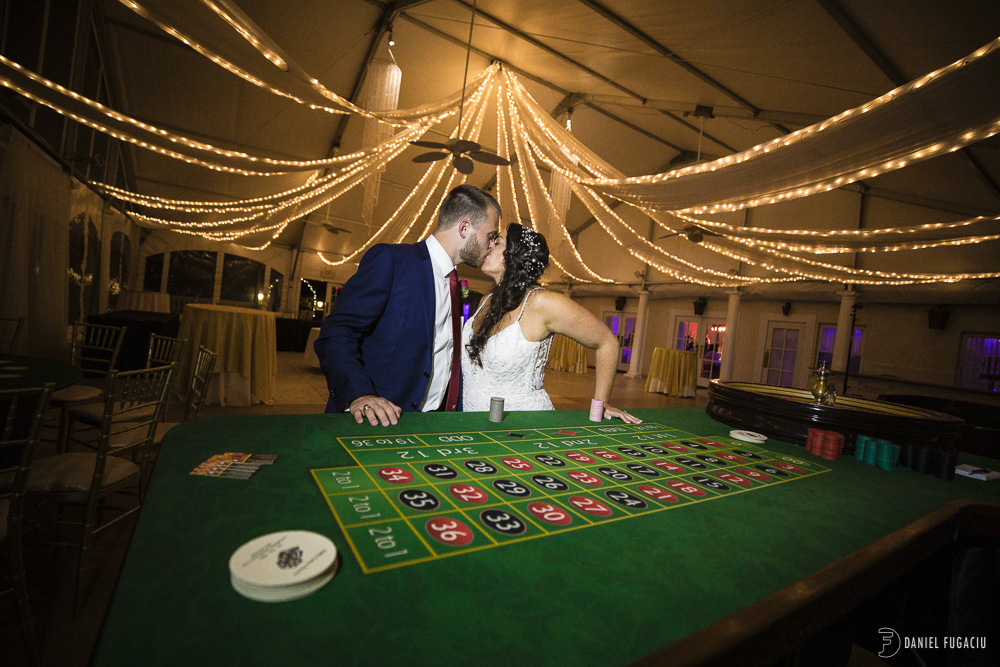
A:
[311,422,831,573]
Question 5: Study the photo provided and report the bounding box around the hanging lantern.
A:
[359,48,401,226]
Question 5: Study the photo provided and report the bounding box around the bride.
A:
[461,223,640,423]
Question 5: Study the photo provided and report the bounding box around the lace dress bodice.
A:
[461,288,554,412]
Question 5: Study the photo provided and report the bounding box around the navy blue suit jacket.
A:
[314,242,459,413]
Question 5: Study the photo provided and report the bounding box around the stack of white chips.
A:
[589,399,604,422]
[729,429,767,444]
[229,530,338,602]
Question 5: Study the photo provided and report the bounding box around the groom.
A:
[314,184,501,426]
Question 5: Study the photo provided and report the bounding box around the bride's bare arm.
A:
[524,290,641,423]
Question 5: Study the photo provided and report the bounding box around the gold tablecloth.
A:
[177,304,277,406]
[645,347,698,397]
[546,334,588,374]
[117,289,171,313]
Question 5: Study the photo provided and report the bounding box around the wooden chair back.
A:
[146,334,187,368]
[70,323,126,377]
[0,317,25,354]
[1,383,54,528]
[183,347,217,422]
[1,382,54,665]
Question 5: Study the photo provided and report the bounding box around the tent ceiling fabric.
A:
[64,0,1000,294]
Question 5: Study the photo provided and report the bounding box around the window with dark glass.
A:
[167,250,216,299]
[816,325,864,374]
[144,253,164,292]
[957,333,1000,392]
[299,278,326,312]
[268,268,284,311]
[221,253,266,303]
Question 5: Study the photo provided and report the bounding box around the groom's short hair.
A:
[437,184,501,231]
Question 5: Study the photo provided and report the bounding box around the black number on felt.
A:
[674,457,708,469]
[398,489,441,511]
[640,445,668,455]
[423,464,457,479]
[754,465,790,477]
[733,450,764,460]
[531,475,569,491]
[596,466,633,481]
[691,475,731,491]
[464,460,498,475]
[680,440,709,450]
[695,455,727,466]
[616,447,647,457]
[533,454,566,467]
[625,463,659,477]
[492,479,531,497]
[604,490,648,509]
[479,509,527,535]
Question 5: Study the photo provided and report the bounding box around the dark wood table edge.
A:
[632,499,1000,667]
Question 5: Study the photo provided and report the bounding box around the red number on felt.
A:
[449,484,488,503]
[528,502,572,525]
[637,485,678,502]
[567,470,602,486]
[426,518,474,545]
[378,467,413,484]
[501,457,533,470]
[568,496,612,515]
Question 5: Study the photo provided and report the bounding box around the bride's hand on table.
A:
[604,405,642,424]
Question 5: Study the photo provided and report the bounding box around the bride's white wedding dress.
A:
[461,288,554,411]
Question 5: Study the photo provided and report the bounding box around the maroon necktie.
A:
[444,269,461,411]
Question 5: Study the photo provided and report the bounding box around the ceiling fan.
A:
[409,0,512,175]
[657,225,716,243]
[321,223,352,235]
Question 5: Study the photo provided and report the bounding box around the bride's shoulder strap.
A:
[472,292,491,318]
[516,287,544,321]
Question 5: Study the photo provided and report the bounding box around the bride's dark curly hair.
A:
[467,223,549,367]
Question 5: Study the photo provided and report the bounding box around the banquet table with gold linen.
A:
[176,304,277,406]
[546,334,588,374]
[645,347,698,397]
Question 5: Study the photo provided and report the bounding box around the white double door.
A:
[756,316,817,388]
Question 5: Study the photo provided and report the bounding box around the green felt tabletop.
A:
[93,409,1000,666]
[0,353,80,391]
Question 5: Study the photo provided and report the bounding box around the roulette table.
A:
[93,408,999,666]
[706,380,964,451]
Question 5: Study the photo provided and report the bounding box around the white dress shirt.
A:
[420,236,457,411]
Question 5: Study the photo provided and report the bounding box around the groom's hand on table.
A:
[350,395,402,427]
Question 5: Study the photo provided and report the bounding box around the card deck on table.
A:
[191,453,279,479]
